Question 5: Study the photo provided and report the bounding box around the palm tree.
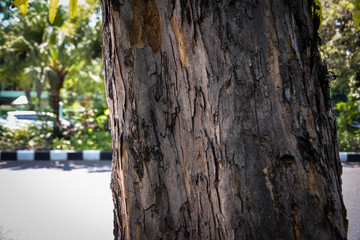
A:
[1,0,102,135]
[0,1,49,108]
[47,34,78,130]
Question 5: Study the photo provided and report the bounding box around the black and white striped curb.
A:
[339,152,360,162]
[0,151,358,162]
[0,150,112,161]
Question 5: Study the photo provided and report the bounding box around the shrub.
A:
[0,124,53,150]
[52,129,111,150]
[0,109,112,151]
[337,130,360,152]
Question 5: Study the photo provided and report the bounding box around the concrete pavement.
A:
[0,161,113,240]
[342,163,360,240]
[0,161,359,239]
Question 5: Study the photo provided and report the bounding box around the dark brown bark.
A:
[101,0,348,239]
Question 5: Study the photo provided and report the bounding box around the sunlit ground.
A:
[0,161,113,240]
[0,161,359,239]
[342,164,360,240]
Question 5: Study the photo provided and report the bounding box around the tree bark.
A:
[100,0,348,239]
[24,90,34,110]
[50,73,66,135]
[35,67,46,110]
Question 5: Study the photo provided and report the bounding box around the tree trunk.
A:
[51,74,66,135]
[51,91,60,121]
[100,0,348,239]
[35,67,46,110]
[24,90,34,110]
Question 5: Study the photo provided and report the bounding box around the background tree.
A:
[321,0,360,104]
[0,0,111,151]
[60,1,104,109]
[320,0,360,151]
[100,0,347,239]
[0,0,51,108]
[46,0,103,129]
[47,33,77,130]
[1,0,60,109]
[0,0,103,127]
[25,65,50,109]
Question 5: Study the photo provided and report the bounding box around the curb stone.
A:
[0,150,112,161]
[339,152,360,162]
[0,151,358,162]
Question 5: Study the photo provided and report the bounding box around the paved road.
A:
[0,161,359,239]
[0,161,113,240]
[342,163,360,240]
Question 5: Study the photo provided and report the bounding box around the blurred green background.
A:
[0,0,111,150]
[0,0,359,152]
[320,0,360,151]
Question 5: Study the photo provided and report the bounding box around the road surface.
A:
[342,163,360,240]
[0,161,113,240]
[0,161,359,239]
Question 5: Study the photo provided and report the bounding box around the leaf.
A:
[49,0,60,24]
[18,0,29,15]
[69,0,78,18]
[313,0,323,28]
[12,0,27,7]
[353,0,360,29]
[354,12,360,28]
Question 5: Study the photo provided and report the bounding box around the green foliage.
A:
[320,0,360,104]
[18,0,29,15]
[0,1,14,21]
[313,0,324,28]
[53,130,111,150]
[1,0,104,119]
[53,107,112,150]
[320,0,360,151]
[336,99,360,130]
[12,0,27,8]
[11,0,78,24]
[1,1,52,89]
[0,128,33,150]
[69,0,78,18]
[0,123,53,150]
[49,0,60,23]
[0,0,107,150]
[337,129,360,151]
[0,109,111,151]
[353,0,360,28]
[336,98,360,151]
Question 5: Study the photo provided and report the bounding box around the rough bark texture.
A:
[100,0,348,239]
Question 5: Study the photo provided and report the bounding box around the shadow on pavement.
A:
[342,162,360,168]
[0,161,112,173]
